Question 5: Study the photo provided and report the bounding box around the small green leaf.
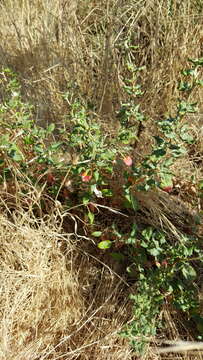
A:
[198,180,203,190]
[181,263,197,281]
[142,227,153,241]
[9,144,24,162]
[47,123,55,133]
[93,169,100,182]
[140,240,148,248]
[182,68,197,76]
[102,189,113,197]
[10,150,23,162]
[130,223,137,237]
[125,191,139,211]
[188,57,203,66]
[91,231,102,237]
[49,142,63,151]
[98,240,112,249]
[130,194,139,211]
[88,211,94,224]
[160,173,173,189]
[148,248,161,257]
[196,79,203,86]
[83,194,91,205]
[15,153,24,161]
[180,125,194,143]
[126,236,136,245]
[178,81,193,91]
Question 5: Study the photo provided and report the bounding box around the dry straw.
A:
[0,212,132,360]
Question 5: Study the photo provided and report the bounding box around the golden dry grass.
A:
[0,211,133,360]
[0,0,203,124]
[0,0,203,359]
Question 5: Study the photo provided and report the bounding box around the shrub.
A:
[0,57,203,355]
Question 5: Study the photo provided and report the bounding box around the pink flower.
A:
[81,172,92,182]
[123,156,133,166]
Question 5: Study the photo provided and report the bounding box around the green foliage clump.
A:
[120,226,203,353]
[0,57,203,355]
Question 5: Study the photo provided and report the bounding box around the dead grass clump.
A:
[0,211,132,360]
[0,213,82,359]
[0,0,203,128]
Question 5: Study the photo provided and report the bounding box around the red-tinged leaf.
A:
[162,186,173,193]
[81,171,92,182]
[160,174,173,192]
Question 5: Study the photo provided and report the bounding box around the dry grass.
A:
[0,211,133,360]
[0,0,203,359]
[0,0,203,124]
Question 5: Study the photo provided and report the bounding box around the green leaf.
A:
[10,151,23,162]
[88,211,94,224]
[93,169,100,182]
[178,81,193,91]
[130,223,137,237]
[91,231,102,237]
[102,189,113,197]
[160,173,173,189]
[9,144,24,162]
[148,248,161,257]
[178,101,198,115]
[130,194,139,211]
[126,236,137,245]
[156,231,166,244]
[181,263,197,281]
[196,80,203,86]
[162,158,174,167]
[125,191,139,211]
[198,180,203,190]
[142,227,153,241]
[182,69,197,77]
[47,123,55,133]
[180,125,194,144]
[140,240,148,248]
[98,240,112,249]
[82,194,91,205]
[188,57,203,66]
[49,142,63,151]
